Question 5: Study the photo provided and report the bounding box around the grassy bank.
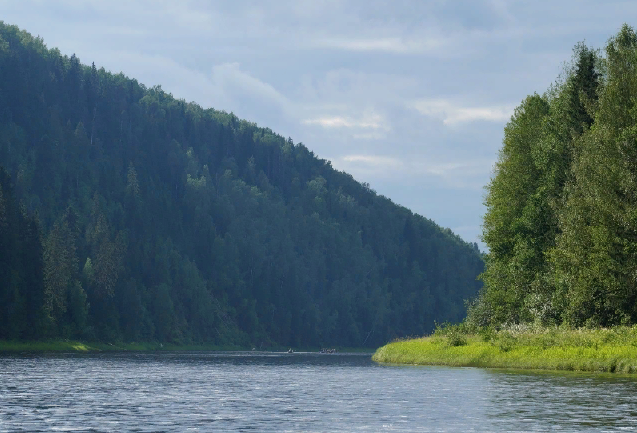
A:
[372,326,637,374]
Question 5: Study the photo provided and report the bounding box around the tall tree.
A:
[552,25,637,326]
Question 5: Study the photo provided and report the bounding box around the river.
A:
[1,351,637,432]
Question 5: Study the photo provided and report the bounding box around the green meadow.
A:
[372,325,637,374]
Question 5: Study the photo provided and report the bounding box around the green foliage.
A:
[445,330,468,347]
[480,94,551,325]
[0,22,483,346]
[432,321,471,347]
[478,326,496,343]
[495,331,517,352]
[473,25,637,329]
[0,166,46,339]
[551,25,637,327]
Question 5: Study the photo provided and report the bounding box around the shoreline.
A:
[372,327,637,374]
[0,341,244,353]
[0,340,374,354]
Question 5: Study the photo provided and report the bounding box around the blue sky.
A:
[1,0,635,249]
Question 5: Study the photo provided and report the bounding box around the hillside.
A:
[0,22,483,348]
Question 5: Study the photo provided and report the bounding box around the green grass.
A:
[372,326,637,374]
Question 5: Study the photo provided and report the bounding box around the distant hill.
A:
[0,22,483,347]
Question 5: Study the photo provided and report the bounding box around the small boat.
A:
[287,348,294,353]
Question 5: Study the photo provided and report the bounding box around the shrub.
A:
[479,326,496,342]
[495,332,517,352]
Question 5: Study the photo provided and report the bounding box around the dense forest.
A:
[470,24,637,329]
[0,22,483,348]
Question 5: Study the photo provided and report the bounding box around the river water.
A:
[1,351,637,432]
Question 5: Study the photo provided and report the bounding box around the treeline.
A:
[0,22,483,347]
[471,24,637,328]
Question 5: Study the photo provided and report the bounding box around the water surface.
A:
[1,351,637,432]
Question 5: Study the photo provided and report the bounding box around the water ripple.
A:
[1,353,637,432]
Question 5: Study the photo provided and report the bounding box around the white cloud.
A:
[332,154,404,179]
[332,154,494,188]
[302,112,387,130]
[413,98,514,125]
[8,0,624,249]
[414,159,496,190]
[351,132,386,140]
[85,52,294,128]
[418,160,493,177]
[312,37,445,54]
[341,154,403,168]
[209,62,293,114]
[95,51,220,102]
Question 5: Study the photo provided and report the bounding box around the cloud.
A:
[333,154,404,179]
[302,112,387,130]
[332,154,494,188]
[85,51,294,132]
[415,159,496,190]
[341,154,403,168]
[312,37,445,54]
[351,132,386,140]
[7,0,629,250]
[418,160,494,177]
[94,51,220,102]
[209,62,293,114]
[413,99,514,125]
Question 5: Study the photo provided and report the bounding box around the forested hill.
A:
[0,22,483,348]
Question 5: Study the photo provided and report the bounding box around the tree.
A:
[480,94,549,324]
[0,22,484,345]
[552,25,637,326]
[43,211,80,324]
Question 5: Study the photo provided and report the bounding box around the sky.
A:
[1,0,635,249]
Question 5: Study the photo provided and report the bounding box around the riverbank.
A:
[0,340,374,354]
[372,326,637,374]
[0,340,246,353]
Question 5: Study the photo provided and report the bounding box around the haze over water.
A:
[1,352,637,432]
